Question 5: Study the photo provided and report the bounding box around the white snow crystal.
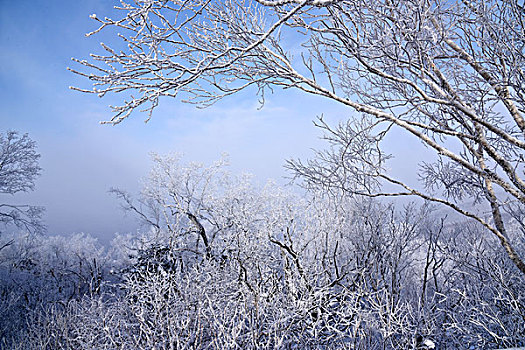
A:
[423,339,436,349]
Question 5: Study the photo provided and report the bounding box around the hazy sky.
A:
[0,0,338,241]
[0,0,424,242]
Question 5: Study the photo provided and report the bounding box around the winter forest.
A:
[1,0,525,349]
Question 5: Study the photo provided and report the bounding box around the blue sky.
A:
[0,0,425,241]
[0,0,345,240]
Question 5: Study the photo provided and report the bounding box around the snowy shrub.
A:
[0,232,109,346]
[2,155,524,349]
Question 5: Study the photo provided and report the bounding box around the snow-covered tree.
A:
[52,155,519,349]
[72,0,525,274]
[0,131,44,237]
